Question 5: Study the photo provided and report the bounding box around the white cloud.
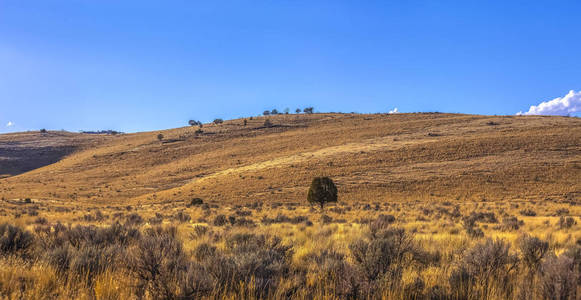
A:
[388,108,399,114]
[6,121,14,127]
[517,90,581,116]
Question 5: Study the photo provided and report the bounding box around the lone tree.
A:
[157,133,164,141]
[303,107,314,114]
[307,177,337,210]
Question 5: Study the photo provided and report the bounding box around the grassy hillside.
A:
[1,113,579,205]
[1,113,581,299]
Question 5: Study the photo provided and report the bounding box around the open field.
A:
[0,113,580,299]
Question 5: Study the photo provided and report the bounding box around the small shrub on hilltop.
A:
[188,120,201,126]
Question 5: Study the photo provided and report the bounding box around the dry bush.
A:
[124,213,144,226]
[192,225,209,238]
[300,249,360,298]
[197,233,293,297]
[498,216,523,231]
[369,214,395,236]
[68,245,120,283]
[187,198,204,207]
[174,211,191,223]
[558,216,576,229]
[261,214,309,225]
[235,209,252,216]
[539,254,578,300]
[403,277,425,299]
[518,234,549,272]
[465,211,498,224]
[38,223,140,283]
[129,226,189,298]
[519,208,537,216]
[0,223,35,257]
[463,216,484,238]
[213,214,228,226]
[229,216,255,227]
[349,226,428,294]
[321,214,333,224]
[450,238,518,299]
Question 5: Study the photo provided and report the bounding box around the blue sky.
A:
[1,1,580,133]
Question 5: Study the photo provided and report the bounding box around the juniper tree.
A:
[307,177,337,210]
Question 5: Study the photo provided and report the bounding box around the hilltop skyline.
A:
[2,1,581,133]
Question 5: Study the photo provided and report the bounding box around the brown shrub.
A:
[0,223,35,257]
[450,239,518,299]
[129,226,189,299]
[213,215,228,226]
[539,254,578,300]
[558,216,576,229]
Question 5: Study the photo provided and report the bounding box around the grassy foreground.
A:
[1,197,580,299]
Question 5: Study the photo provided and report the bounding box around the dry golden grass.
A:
[0,196,580,299]
[0,112,580,299]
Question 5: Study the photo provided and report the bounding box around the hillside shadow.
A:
[0,146,76,177]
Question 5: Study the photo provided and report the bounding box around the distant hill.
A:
[0,113,579,204]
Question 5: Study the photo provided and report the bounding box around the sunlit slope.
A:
[1,113,579,205]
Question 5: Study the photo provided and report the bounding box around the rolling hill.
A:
[1,113,580,205]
